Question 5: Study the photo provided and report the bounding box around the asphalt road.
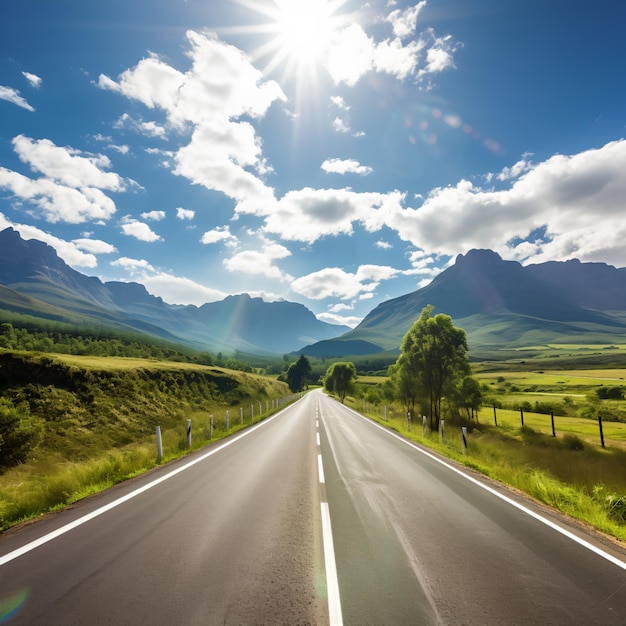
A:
[1,389,625,625]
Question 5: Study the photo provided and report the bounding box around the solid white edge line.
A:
[321,502,343,626]
[0,402,299,567]
[341,403,626,572]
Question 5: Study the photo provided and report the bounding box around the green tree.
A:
[453,375,483,420]
[391,305,469,430]
[286,354,313,393]
[324,361,357,403]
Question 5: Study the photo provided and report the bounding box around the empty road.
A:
[1,389,625,624]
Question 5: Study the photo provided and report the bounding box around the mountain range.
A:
[2,227,626,358]
[301,248,626,358]
[0,227,348,355]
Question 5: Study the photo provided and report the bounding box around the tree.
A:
[391,305,470,430]
[324,361,357,403]
[453,375,483,420]
[286,354,313,393]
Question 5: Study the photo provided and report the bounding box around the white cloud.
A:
[386,2,427,39]
[201,225,238,247]
[245,187,405,244]
[110,256,224,305]
[12,135,125,190]
[99,31,285,210]
[109,144,130,154]
[376,240,393,250]
[418,33,456,76]
[141,273,225,306]
[383,139,626,267]
[291,264,399,300]
[0,168,117,224]
[0,135,128,224]
[114,113,167,138]
[119,217,162,242]
[321,158,373,175]
[22,71,42,88]
[317,311,362,328]
[224,240,292,281]
[0,213,98,268]
[0,85,34,111]
[111,257,156,273]
[176,207,195,220]
[497,155,533,181]
[140,210,166,221]
[332,117,351,134]
[72,238,118,254]
[330,95,349,110]
[325,6,457,86]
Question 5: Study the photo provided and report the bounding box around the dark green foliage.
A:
[390,306,470,429]
[285,354,313,392]
[323,362,357,403]
[0,322,209,362]
[596,386,624,400]
[0,399,43,467]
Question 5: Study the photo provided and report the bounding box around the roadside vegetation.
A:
[2,310,626,543]
[0,349,293,531]
[322,306,626,542]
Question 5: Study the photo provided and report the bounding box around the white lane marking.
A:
[321,502,343,626]
[0,403,299,567]
[318,454,325,484]
[317,432,321,446]
[339,403,626,572]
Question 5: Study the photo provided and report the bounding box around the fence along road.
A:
[2,388,626,624]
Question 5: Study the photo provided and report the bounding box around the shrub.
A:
[0,399,43,467]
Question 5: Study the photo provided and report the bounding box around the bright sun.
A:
[273,0,337,64]
[233,0,350,81]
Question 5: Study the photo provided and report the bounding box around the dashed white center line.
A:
[318,454,325,484]
[316,400,343,626]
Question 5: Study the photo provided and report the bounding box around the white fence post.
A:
[462,426,468,453]
[186,419,192,449]
[209,414,213,439]
[156,425,163,461]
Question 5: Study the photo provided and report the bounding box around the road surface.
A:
[1,388,625,624]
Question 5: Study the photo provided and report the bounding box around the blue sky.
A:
[1,1,625,328]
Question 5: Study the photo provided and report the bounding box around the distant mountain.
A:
[0,228,349,354]
[301,249,626,358]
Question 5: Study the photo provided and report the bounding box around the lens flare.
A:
[0,589,28,623]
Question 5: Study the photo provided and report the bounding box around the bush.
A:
[562,434,585,451]
[0,399,43,467]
